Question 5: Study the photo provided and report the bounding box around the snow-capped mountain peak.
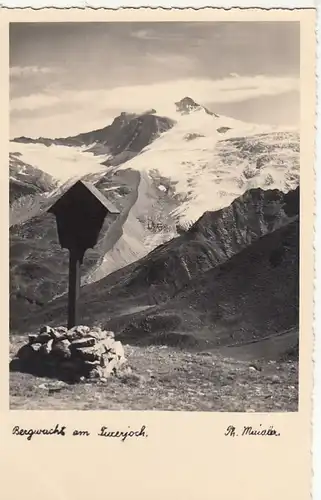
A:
[10,96,299,226]
[175,96,219,117]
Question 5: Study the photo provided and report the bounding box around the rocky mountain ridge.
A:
[12,110,176,167]
[10,185,299,341]
[10,152,57,204]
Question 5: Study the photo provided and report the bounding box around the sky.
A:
[9,22,300,138]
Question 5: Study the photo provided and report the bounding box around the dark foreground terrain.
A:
[10,336,298,411]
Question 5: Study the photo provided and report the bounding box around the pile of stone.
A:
[10,325,128,383]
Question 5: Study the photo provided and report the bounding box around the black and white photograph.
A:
[9,20,301,411]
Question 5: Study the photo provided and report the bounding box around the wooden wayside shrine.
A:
[48,180,119,329]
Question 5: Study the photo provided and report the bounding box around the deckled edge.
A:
[313,7,320,500]
[0,5,317,11]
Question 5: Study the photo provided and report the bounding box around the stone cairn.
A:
[10,325,129,383]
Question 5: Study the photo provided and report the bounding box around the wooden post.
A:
[47,181,120,329]
[67,249,81,329]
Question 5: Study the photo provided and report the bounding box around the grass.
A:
[10,335,298,411]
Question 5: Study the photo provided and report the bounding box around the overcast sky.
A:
[10,22,300,138]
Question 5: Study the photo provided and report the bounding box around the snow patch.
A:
[9,142,109,184]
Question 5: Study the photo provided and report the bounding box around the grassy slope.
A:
[10,336,298,411]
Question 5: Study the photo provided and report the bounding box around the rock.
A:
[90,329,108,340]
[101,354,110,368]
[17,344,33,360]
[66,329,87,341]
[38,383,49,390]
[39,325,55,335]
[101,353,122,368]
[103,357,119,376]
[102,338,116,352]
[51,329,67,341]
[14,343,42,373]
[73,345,103,362]
[68,325,91,336]
[9,357,21,372]
[70,337,96,349]
[52,339,71,359]
[249,364,262,372]
[217,126,232,134]
[66,331,82,341]
[11,326,128,383]
[37,332,52,344]
[89,330,103,340]
[110,341,125,359]
[94,343,106,355]
[88,367,103,379]
[28,334,38,344]
[59,338,71,347]
[30,343,42,353]
[56,326,68,333]
[40,339,53,355]
[83,360,101,368]
[88,365,108,379]
[48,386,65,394]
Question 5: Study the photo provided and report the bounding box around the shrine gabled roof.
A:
[48,179,120,215]
[80,181,120,214]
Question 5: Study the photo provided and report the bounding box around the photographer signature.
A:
[224,425,280,437]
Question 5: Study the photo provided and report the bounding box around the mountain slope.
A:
[116,217,299,351]
[10,185,299,335]
[114,110,299,224]
[115,186,299,302]
[10,152,56,203]
[10,152,58,227]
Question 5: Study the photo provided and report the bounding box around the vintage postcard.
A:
[0,6,316,500]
